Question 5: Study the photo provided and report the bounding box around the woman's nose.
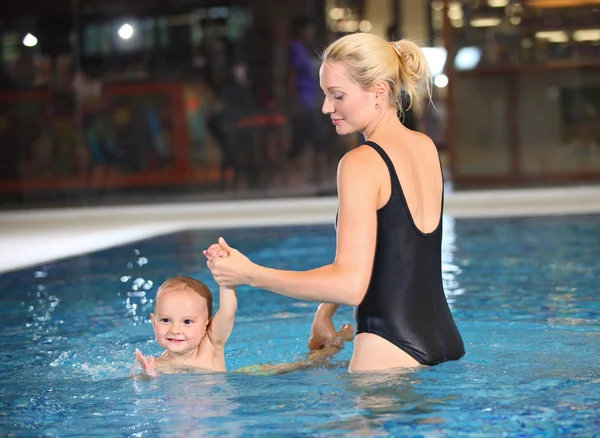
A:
[322,97,333,115]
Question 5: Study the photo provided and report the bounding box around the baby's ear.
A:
[150,313,156,327]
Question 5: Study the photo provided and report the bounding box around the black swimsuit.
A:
[347,141,465,366]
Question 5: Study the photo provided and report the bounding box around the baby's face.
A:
[151,287,210,356]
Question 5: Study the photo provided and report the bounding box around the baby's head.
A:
[150,276,213,356]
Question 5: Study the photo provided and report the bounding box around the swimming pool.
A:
[1,214,599,436]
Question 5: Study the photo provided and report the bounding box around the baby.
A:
[135,254,236,377]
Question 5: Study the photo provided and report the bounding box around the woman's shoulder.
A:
[340,142,384,162]
[406,130,438,154]
[336,145,392,196]
[338,144,385,174]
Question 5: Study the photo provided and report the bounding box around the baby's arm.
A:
[205,245,238,348]
[208,284,238,347]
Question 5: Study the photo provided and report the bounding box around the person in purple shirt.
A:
[287,16,327,184]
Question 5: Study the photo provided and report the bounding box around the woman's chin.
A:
[335,124,352,135]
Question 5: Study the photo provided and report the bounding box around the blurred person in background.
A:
[286,15,328,185]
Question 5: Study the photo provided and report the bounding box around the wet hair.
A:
[321,33,431,118]
[156,276,213,317]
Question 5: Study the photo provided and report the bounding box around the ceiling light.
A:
[470,18,502,27]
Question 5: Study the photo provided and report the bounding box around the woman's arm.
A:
[316,303,340,320]
[208,146,380,306]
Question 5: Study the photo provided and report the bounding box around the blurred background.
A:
[0,0,599,210]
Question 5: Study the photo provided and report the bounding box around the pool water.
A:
[1,215,599,436]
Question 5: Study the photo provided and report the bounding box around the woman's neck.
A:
[362,107,405,142]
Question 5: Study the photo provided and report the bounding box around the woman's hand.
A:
[308,313,338,350]
[205,237,255,287]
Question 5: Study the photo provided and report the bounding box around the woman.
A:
[205,32,465,372]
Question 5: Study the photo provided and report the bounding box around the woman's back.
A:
[371,130,443,234]
[353,132,464,367]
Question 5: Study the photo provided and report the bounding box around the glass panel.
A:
[455,75,511,175]
[441,0,600,185]
[519,71,600,175]
[0,1,355,208]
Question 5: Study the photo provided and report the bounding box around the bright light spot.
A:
[487,0,509,7]
[118,23,134,40]
[422,47,447,77]
[329,8,344,20]
[573,29,600,42]
[448,6,463,20]
[23,33,38,47]
[470,18,502,27]
[535,31,568,43]
[434,74,449,88]
[359,20,372,32]
[451,18,464,28]
[339,20,358,33]
[455,47,482,70]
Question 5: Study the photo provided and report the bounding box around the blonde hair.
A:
[321,33,431,118]
[156,276,213,317]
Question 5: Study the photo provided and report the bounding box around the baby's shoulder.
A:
[192,340,227,371]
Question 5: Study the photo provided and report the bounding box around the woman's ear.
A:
[373,80,390,100]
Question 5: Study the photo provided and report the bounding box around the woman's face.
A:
[319,61,377,135]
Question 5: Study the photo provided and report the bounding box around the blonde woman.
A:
[205,33,465,372]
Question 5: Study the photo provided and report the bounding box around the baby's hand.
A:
[337,323,355,343]
[136,349,160,378]
[203,243,229,261]
[322,324,355,350]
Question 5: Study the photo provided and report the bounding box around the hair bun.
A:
[390,41,403,58]
[389,39,431,111]
[390,40,426,77]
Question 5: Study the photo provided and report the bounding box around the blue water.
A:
[1,215,599,436]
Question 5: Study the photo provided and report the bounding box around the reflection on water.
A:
[131,373,242,437]
[441,216,466,306]
[327,371,422,436]
[1,216,600,435]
